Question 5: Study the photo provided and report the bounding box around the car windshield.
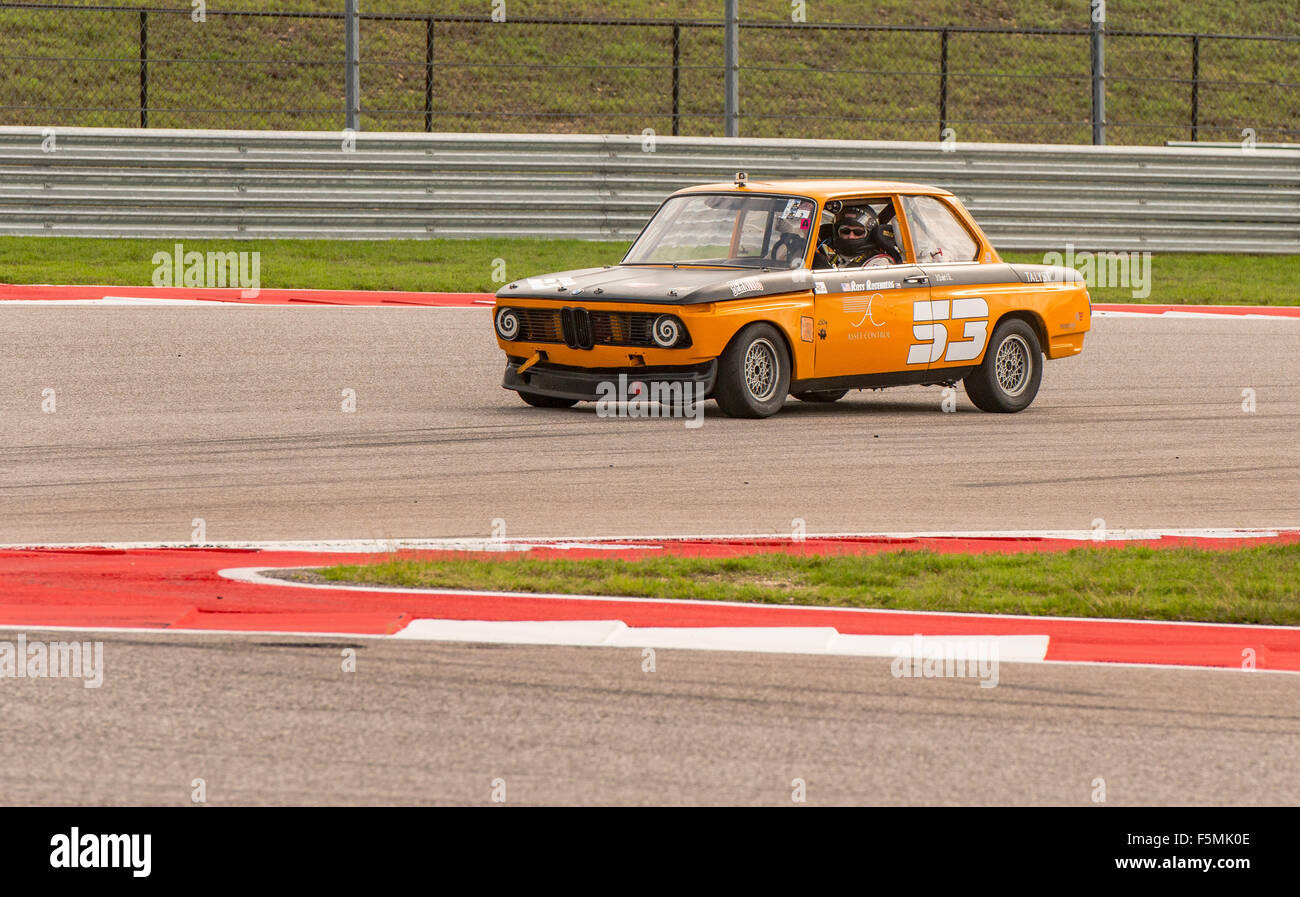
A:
[623,193,816,268]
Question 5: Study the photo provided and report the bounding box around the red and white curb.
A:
[1092,303,1300,319]
[0,528,1295,672]
[4,526,1295,554]
[0,284,489,307]
[221,564,1050,661]
[3,285,1296,318]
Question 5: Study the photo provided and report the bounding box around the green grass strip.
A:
[0,237,1294,305]
[313,542,1300,626]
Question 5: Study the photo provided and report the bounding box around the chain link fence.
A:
[1,2,1296,144]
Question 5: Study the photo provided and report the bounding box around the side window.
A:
[902,195,978,263]
[814,197,899,267]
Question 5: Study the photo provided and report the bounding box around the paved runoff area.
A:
[1,302,1296,804]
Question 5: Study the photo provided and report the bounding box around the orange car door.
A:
[897,195,995,374]
[812,265,932,378]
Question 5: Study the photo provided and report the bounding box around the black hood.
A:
[495,265,816,306]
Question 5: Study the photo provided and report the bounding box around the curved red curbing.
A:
[0,283,490,306]
[0,532,1297,671]
[1092,303,1300,317]
[2,284,1298,316]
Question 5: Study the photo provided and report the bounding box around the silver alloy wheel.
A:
[994,333,1032,397]
[743,337,780,402]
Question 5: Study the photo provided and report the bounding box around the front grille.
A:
[561,306,595,349]
[589,311,657,346]
[502,306,688,349]
[515,307,561,342]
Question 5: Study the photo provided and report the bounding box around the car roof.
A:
[671,179,955,202]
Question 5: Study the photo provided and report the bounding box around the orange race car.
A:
[493,176,1090,418]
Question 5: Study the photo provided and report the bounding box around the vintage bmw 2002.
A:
[493,177,1090,418]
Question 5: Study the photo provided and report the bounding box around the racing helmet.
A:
[833,207,877,257]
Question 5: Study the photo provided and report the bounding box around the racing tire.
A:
[962,317,1043,413]
[792,389,849,403]
[712,323,791,419]
[517,390,579,409]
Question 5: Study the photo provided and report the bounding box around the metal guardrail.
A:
[0,127,1297,253]
[1166,141,1300,150]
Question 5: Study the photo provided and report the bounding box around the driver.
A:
[818,206,897,269]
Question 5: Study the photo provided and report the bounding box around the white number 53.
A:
[907,298,989,365]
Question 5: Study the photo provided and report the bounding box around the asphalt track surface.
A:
[1,308,1297,543]
[2,308,1297,805]
[1,630,1296,806]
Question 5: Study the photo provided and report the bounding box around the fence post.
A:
[671,23,681,137]
[939,28,949,140]
[1190,34,1200,142]
[138,10,148,128]
[425,17,434,133]
[345,0,360,131]
[723,0,738,137]
[1090,2,1106,145]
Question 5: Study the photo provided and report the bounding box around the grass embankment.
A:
[0,236,1294,304]
[0,236,624,294]
[1,1,1296,142]
[308,543,1300,626]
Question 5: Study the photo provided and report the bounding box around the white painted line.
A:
[615,625,841,654]
[216,566,1300,634]
[395,618,629,646]
[3,296,224,306]
[831,633,1049,662]
[392,618,1049,661]
[103,295,240,306]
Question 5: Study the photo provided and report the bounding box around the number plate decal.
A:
[907,297,990,365]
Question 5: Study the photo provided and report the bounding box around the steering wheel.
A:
[770,232,804,266]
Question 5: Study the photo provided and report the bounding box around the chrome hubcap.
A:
[995,334,1031,397]
[744,337,779,402]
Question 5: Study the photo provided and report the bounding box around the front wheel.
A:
[712,323,791,419]
[962,318,1043,413]
[517,390,578,409]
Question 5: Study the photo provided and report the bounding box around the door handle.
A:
[904,275,929,285]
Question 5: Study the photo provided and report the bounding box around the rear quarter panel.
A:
[924,268,1091,373]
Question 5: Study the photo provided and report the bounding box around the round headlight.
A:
[495,307,521,340]
[651,315,682,348]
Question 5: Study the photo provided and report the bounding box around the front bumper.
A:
[503,357,718,402]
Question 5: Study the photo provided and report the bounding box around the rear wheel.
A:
[792,389,849,403]
[962,318,1043,413]
[713,323,791,419]
[517,390,578,409]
